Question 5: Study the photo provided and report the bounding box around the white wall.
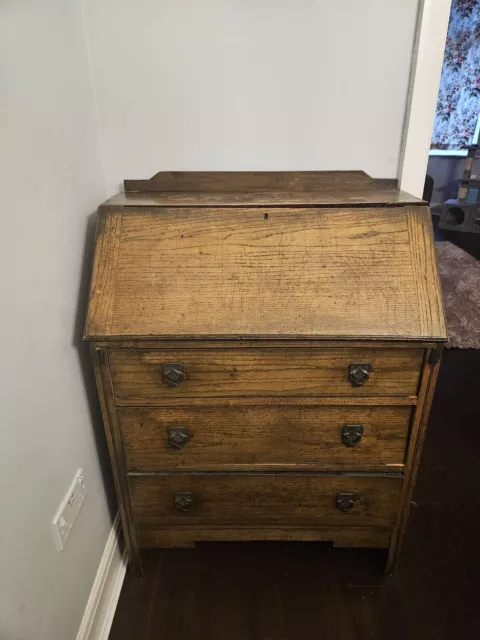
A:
[0,1,112,639]
[83,0,420,195]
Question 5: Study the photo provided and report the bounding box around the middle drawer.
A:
[118,403,411,472]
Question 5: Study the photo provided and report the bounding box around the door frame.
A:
[398,0,452,197]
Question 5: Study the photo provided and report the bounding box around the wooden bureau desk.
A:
[85,171,447,576]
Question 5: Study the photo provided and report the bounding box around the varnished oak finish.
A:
[124,170,377,193]
[108,348,423,401]
[386,346,443,572]
[86,207,445,340]
[115,395,418,408]
[105,191,425,208]
[116,170,420,207]
[94,339,437,349]
[85,171,446,576]
[118,404,411,471]
[90,346,141,574]
[108,349,480,640]
[129,474,401,530]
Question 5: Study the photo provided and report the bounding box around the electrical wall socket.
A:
[52,468,87,551]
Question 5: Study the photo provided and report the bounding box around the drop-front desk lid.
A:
[85,171,447,342]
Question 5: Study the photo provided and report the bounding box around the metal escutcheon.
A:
[162,363,185,387]
[336,493,357,512]
[174,492,194,512]
[168,427,189,449]
[348,363,371,387]
[341,424,364,447]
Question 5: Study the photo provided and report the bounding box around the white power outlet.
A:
[52,468,87,551]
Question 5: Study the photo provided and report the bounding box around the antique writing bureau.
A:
[85,171,447,576]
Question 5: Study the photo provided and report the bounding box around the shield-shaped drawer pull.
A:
[174,492,194,512]
[336,493,357,512]
[168,427,189,449]
[341,424,364,447]
[348,363,371,386]
[162,363,185,387]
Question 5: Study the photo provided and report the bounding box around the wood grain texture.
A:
[86,214,122,338]
[108,348,424,400]
[129,473,401,530]
[137,525,392,549]
[90,346,142,576]
[407,210,447,340]
[93,339,438,349]
[85,206,446,340]
[104,190,424,208]
[110,349,480,640]
[118,404,411,472]
[85,172,446,573]
[113,396,418,408]
[386,347,443,573]
[124,170,375,193]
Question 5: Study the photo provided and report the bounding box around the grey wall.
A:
[82,0,420,195]
[0,1,113,638]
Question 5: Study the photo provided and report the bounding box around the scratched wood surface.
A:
[85,206,446,340]
[108,348,424,400]
[129,473,401,529]
[109,350,478,640]
[104,190,423,208]
[124,170,375,192]
[118,404,411,472]
[86,172,446,575]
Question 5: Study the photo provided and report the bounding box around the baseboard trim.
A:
[76,513,127,640]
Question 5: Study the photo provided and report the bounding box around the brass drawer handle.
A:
[168,427,189,449]
[174,492,194,512]
[162,363,185,387]
[341,424,364,447]
[336,493,357,512]
[348,363,371,386]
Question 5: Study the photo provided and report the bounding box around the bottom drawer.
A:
[129,473,401,531]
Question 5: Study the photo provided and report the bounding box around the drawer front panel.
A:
[119,405,412,471]
[109,348,423,401]
[129,474,401,529]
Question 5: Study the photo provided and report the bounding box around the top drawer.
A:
[108,348,423,402]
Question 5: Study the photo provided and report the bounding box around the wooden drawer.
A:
[128,474,401,529]
[118,403,412,472]
[108,348,423,402]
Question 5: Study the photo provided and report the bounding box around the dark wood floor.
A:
[109,349,480,640]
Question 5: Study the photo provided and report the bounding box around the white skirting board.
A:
[76,513,127,640]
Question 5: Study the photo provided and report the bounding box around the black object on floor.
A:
[109,349,480,640]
